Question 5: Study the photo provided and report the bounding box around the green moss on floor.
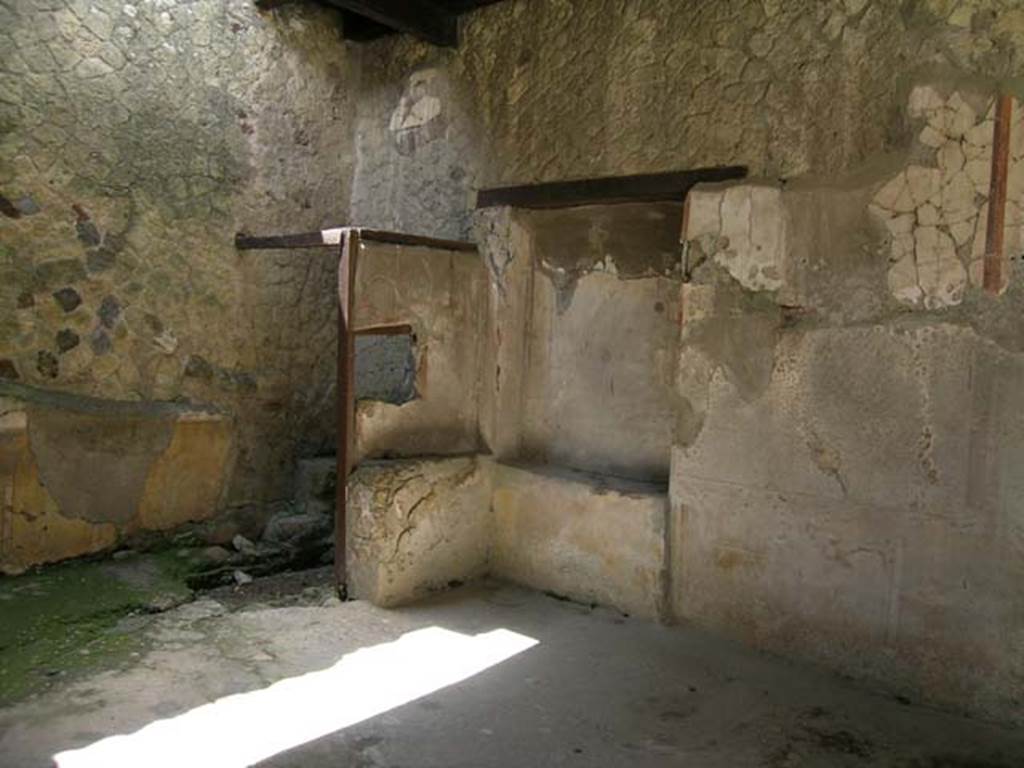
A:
[0,552,194,706]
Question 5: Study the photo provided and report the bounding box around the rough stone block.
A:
[346,456,491,607]
[295,457,337,509]
[491,462,667,620]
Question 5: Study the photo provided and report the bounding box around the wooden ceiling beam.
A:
[321,0,457,47]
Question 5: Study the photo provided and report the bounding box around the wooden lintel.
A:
[984,94,1013,295]
[476,166,748,210]
[235,227,476,253]
[321,0,457,47]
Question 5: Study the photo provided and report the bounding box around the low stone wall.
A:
[491,462,668,620]
[346,456,492,607]
[345,457,668,620]
[0,383,233,574]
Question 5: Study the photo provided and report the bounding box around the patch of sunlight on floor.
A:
[53,626,538,768]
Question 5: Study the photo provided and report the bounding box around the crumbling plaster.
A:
[672,79,1024,723]
[352,240,487,462]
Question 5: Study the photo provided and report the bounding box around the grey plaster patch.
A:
[27,407,175,524]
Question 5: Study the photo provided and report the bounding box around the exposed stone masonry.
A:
[0,0,356,511]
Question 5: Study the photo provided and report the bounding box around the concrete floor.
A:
[0,574,1021,768]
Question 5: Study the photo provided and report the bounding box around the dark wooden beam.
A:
[476,166,749,210]
[335,230,358,595]
[321,0,457,46]
[235,229,342,250]
[359,228,476,252]
[354,323,414,336]
[341,9,394,42]
[235,227,476,253]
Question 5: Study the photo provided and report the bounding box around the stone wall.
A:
[341,0,1024,724]
[350,0,1024,239]
[0,0,356,559]
[672,82,1024,723]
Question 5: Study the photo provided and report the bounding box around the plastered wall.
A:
[673,85,1024,724]
[352,240,487,461]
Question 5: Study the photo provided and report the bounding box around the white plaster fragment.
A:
[908,84,944,119]
[941,170,977,224]
[713,184,786,292]
[321,227,344,245]
[965,158,991,194]
[874,172,915,213]
[965,120,994,149]
[918,125,945,148]
[888,254,922,304]
[905,166,942,208]
[684,188,723,239]
[937,142,965,175]
[892,233,915,262]
[885,212,915,236]
[949,218,975,247]
[917,204,939,226]
[929,92,977,140]
[915,226,965,308]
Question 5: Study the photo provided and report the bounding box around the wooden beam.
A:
[235,227,476,253]
[235,228,345,250]
[354,323,415,336]
[359,228,477,252]
[476,166,748,210]
[984,94,1013,295]
[334,230,359,595]
[320,0,457,46]
[254,0,300,9]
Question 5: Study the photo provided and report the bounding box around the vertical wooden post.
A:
[984,94,1013,295]
[334,229,359,595]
